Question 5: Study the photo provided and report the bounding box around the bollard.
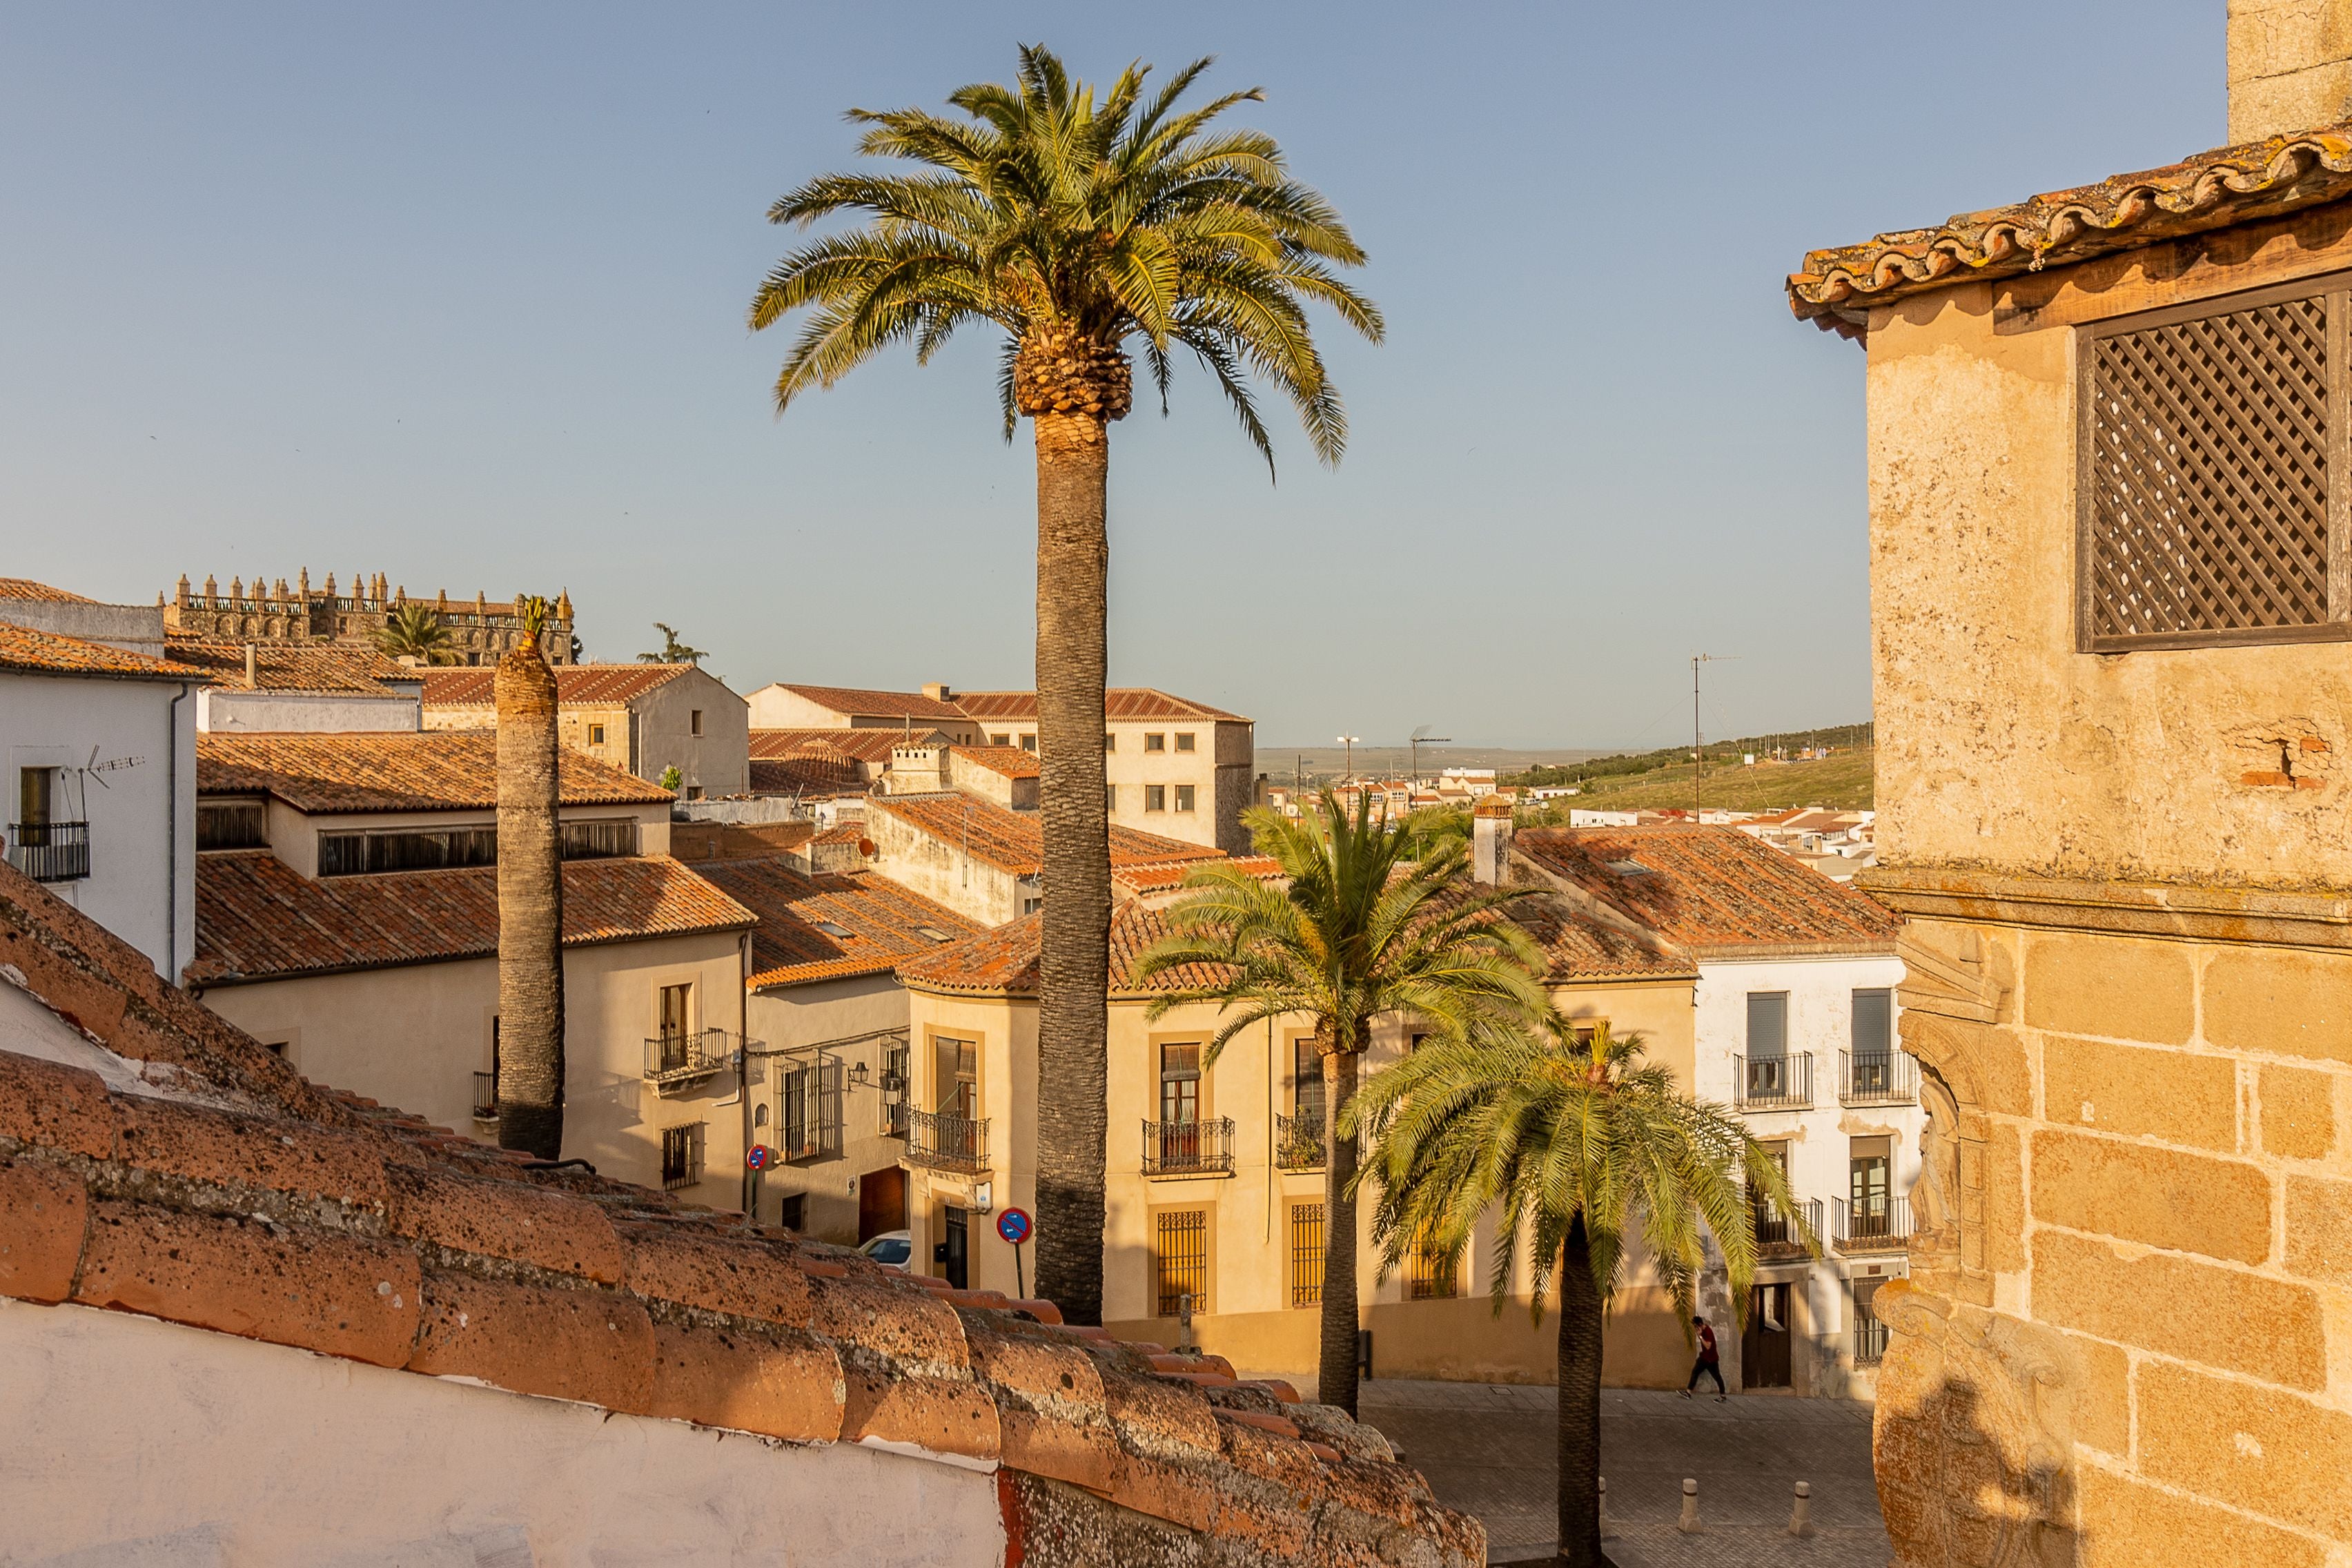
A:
[1789,1480,1814,1538]
[1678,1477,1701,1534]
[1598,1476,1616,1541]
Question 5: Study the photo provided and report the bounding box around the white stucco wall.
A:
[745,972,918,1243]
[0,669,195,981]
[0,596,168,657]
[1692,952,1919,1398]
[0,1297,1005,1568]
[197,687,422,733]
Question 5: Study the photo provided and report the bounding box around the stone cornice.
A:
[1859,863,2352,950]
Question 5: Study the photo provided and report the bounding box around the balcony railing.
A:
[644,1028,732,1093]
[905,1109,988,1174]
[1840,1048,1918,1106]
[1834,1194,1912,1254]
[471,1070,498,1122]
[7,821,90,883]
[1275,1110,1325,1171]
[1734,1052,1813,1111]
[1853,1315,1890,1367]
[1144,1117,1236,1177]
[1751,1197,1821,1262]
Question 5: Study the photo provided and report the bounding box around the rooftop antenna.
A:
[1409,725,1451,789]
[1336,735,1360,785]
[1692,654,1738,817]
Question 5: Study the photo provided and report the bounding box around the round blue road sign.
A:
[745,1144,776,1170]
[996,1206,1032,1246]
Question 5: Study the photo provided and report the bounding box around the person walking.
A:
[1681,1313,1727,1401]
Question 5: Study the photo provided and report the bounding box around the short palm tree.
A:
[495,596,565,1159]
[1133,792,1551,1415]
[752,46,1379,1322]
[1349,1021,1812,1568]
[375,603,460,665]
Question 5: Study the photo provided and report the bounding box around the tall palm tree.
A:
[496,596,565,1159]
[750,46,1378,1322]
[1133,793,1549,1414]
[1349,1022,1812,1568]
[375,602,460,665]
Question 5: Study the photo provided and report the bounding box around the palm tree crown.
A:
[749,45,1382,471]
[375,603,459,665]
[1133,792,1552,1415]
[1349,1020,1812,1567]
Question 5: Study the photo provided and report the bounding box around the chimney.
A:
[922,683,954,702]
[243,643,257,687]
[1471,796,1515,885]
[2229,0,2352,143]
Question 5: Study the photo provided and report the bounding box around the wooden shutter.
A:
[1852,989,1892,1055]
[1747,992,1788,1059]
[2078,276,2352,651]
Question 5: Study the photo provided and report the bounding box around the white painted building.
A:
[1511,823,1917,1400]
[0,581,199,980]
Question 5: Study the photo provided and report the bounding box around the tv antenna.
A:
[1692,654,1738,816]
[1408,725,1451,787]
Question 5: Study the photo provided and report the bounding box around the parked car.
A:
[858,1230,911,1271]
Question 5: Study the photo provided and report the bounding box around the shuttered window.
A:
[1851,988,1892,1055]
[1746,992,1788,1059]
[2079,277,2352,651]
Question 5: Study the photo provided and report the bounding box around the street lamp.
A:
[1335,735,1360,783]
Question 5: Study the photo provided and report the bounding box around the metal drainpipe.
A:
[738,930,754,1216]
[166,680,193,982]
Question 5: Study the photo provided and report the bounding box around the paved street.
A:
[1354,1380,1891,1567]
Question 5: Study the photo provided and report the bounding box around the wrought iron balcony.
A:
[643,1028,732,1092]
[905,1109,988,1174]
[1144,1116,1235,1177]
[1833,1194,1912,1255]
[1733,1052,1813,1111]
[471,1070,498,1123]
[1751,1197,1821,1262]
[1853,1314,1890,1368]
[7,821,90,883]
[1275,1111,1325,1172]
[1840,1048,1918,1106]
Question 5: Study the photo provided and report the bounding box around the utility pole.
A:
[1336,735,1360,784]
[1409,725,1451,788]
[1691,654,1736,817]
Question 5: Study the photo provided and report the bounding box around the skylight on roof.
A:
[813,920,855,939]
[1606,859,1652,876]
[915,925,954,943]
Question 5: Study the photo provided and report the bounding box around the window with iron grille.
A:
[1407,1237,1458,1300]
[660,1121,705,1190]
[1153,1208,1208,1316]
[1290,1202,1325,1308]
[882,1037,910,1137]
[2079,277,2352,651]
[196,798,266,851]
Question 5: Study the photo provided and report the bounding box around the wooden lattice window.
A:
[2078,277,2352,651]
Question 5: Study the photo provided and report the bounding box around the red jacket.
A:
[1696,1323,1718,1363]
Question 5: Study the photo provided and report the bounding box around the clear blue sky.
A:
[2,3,2218,748]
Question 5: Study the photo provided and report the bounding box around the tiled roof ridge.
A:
[1513,825,1900,954]
[0,862,1480,1565]
[769,683,969,722]
[0,623,206,683]
[420,663,704,707]
[952,687,1247,723]
[1789,121,2352,333]
[0,577,98,602]
[950,743,1043,778]
[196,731,674,812]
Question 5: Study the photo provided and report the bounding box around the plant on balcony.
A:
[1349,1021,1812,1568]
[750,48,1378,1326]
[1134,791,1547,1415]
[495,596,565,1160]
[373,603,460,665]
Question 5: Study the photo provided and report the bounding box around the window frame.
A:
[1144,783,1166,812]
[1173,783,1196,812]
[2075,272,2352,654]
[1150,1205,1212,1317]
[1144,732,1166,752]
[1175,732,1195,752]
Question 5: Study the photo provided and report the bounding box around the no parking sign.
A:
[996,1207,1032,1246]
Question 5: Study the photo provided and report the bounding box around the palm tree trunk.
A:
[496,640,565,1160]
[1556,1214,1612,1567]
[1029,404,1112,1326]
[1319,1043,1362,1415]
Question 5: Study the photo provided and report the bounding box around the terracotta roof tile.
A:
[197,731,672,813]
[1789,123,2352,333]
[751,727,924,763]
[952,743,1041,779]
[899,903,1238,997]
[692,857,982,989]
[0,623,203,683]
[0,856,1482,1567]
[1513,825,1899,955]
[768,683,970,723]
[870,791,1220,879]
[189,852,756,984]
[1112,854,1282,897]
[419,663,705,706]
[0,578,97,602]
[166,638,414,694]
[954,687,1246,723]
[748,754,865,794]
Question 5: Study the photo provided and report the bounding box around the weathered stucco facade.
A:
[1800,124,2352,1566]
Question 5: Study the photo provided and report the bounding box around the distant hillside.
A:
[1505,722,1872,791]
[1524,746,1874,814]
